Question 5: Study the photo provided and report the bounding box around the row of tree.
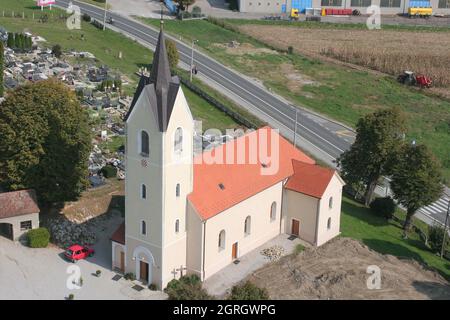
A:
[6,32,33,51]
[337,108,443,236]
[0,41,4,97]
[0,80,91,206]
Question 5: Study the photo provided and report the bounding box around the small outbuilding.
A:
[0,189,40,241]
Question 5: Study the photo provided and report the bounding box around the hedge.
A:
[27,228,50,248]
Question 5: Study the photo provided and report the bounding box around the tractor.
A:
[397,71,432,88]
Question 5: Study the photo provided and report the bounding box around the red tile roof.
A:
[188,127,315,220]
[0,189,40,219]
[111,222,125,245]
[285,160,336,199]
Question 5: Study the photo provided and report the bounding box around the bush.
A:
[229,281,269,300]
[294,243,305,255]
[82,13,91,22]
[369,196,396,219]
[164,274,213,300]
[67,293,74,300]
[124,272,135,281]
[192,6,202,14]
[287,46,294,55]
[27,228,50,248]
[428,224,450,253]
[52,44,62,58]
[100,165,117,178]
[148,283,158,291]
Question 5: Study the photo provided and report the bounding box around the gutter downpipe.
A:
[202,220,207,281]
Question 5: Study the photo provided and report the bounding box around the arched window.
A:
[140,130,149,157]
[327,217,331,230]
[244,216,251,236]
[175,219,180,233]
[174,127,183,153]
[329,197,333,209]
[141,221,147,235]
[141,184,147,199]
[176,183,180,197]
[270,202,277,221]
[218,230,226,250]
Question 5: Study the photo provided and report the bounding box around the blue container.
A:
[291,0,312,13]
[409,0,431,7]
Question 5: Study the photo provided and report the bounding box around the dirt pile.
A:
[248,237,450,299]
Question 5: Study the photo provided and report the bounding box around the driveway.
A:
[203,234,309,297]
[107,0,173,19]
[0,214,167,300]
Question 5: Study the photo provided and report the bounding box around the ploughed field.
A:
[239,25,450,91]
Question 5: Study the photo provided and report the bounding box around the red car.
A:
[64,244,95,263]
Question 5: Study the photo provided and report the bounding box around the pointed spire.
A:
[150,27,171,91]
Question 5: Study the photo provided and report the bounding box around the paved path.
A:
[203,234,307,297]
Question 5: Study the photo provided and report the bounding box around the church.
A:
[111,26,345,290]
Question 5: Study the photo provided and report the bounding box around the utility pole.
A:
[440,194,450,259]
[102,0,108,31]
[190,39,197,82]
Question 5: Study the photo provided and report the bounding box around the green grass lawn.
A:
[141,18,450,182]
[226,19,450,32]
[0,0,241,132]
[341,196,450,280]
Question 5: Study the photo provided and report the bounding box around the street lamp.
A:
[289,105,299,148]
[440,191,450,259]
[190,39,198,82]
[102,0,108,31]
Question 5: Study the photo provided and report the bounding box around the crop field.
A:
[238,24,450,91]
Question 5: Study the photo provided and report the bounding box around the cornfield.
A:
[240,25,450,88]
[321,46,450,88]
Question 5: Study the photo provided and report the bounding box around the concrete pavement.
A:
[203,234,308,297]
[0,214,167,300]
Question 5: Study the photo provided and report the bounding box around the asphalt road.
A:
[59,0,351,163]
[57,0,449,227]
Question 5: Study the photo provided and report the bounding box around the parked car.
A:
[64,244,95,263]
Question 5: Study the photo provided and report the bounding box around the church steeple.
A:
[125,24,180,132]
[150,24,171,90]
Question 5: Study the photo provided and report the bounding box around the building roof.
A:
[285,160,336,199]
[188,127,316,220]
[125,27,180,132]
[0,189,40,219]
[111,222,125,245]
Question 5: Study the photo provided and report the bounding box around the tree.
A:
[164,275,213,300]
[52,44,62,58]
[165,39,179,71]
[7,32,14,48]
[229,281,269,300]
[0,41,3,97]
[337,108,405,206]
[174,0,196,11]
[390,143,443,235]
[14,33,22,51]
[0,79,91,205]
